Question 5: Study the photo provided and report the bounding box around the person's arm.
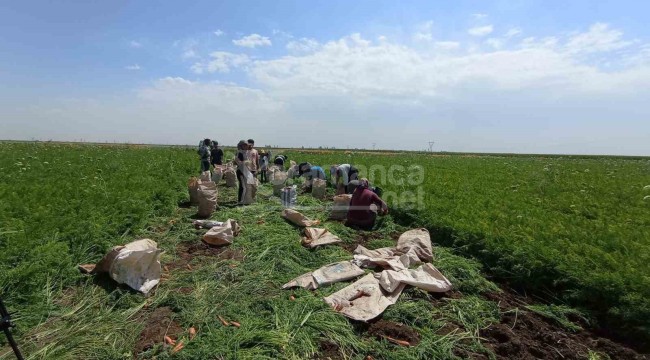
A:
[342,170,349,186]
[371,193,388,215]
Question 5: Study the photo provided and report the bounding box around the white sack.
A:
[212,166,225,183]
[352,245,421,272]
[312,178,327,199]
[199,171,212,182]
[302,228,342,248]
[324,273,405,322]
[202,219,240,246]
[224,168,237,187]
[188,177,200,205]
[92,239,162,294]
[282,261,364,290]
[396,228,434,262]
[377,263,452,293]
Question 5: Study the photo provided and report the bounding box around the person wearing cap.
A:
[210,141,224,167]
[346,178,388,230]
[274,154,288,169]
[330,164,359,195]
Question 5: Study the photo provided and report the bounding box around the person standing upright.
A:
[198,138,211,172]
[247,139,259,178]
[210,141,224,167]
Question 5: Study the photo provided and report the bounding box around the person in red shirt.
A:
[346,179,388,230]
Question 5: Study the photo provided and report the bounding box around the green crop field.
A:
[0,142,649,359]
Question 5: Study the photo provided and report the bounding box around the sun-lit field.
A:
[0,142,648,359]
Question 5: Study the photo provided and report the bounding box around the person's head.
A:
[247,139,255,149]
[203,138,211,146]
[237,140,247,150]
[212,141,219,148]
[358,178,370,189]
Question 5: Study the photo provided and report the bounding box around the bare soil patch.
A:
[134,306,183,356]
[166,241,244,270]
[340,231,400,252]
[481,290,648,360]
[367,320,421,346]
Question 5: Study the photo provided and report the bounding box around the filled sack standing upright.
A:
[281,185,297,208]
[212,165,225,183]
[188,177,200,205]
[270,168,288,197]
[224,167,237,187]
[329,194,352,220]
[312,178,327,199]
[200,171,212,182]
[197,180,218,218]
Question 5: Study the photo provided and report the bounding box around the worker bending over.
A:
[346,178,388,230]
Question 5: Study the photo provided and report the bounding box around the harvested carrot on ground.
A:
[163,265,169,272]
[164,335,176,346]
[230,321,241,328]
[189,327,197,340]
[186,264,192,270]
[290,295,296,301]
[382,335,410,347]
[218,315,230,326]
[171,341,184,353]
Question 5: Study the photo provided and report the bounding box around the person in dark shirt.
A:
[198,138,211,172]
[274,154,287,168]
[210,141,224,166]
[346,178,388,230]
[234,140,248,203]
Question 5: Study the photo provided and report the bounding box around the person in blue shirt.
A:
[197,138,211,172]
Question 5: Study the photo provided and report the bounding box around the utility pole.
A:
[428,141,435,152]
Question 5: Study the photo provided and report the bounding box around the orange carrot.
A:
[290,295,296,301]
[164,335,176,346]
[218,315,230,327]
[171,340,184,353]
[230,321,241,328]
[382,335,410,347]
[188,327,197,340]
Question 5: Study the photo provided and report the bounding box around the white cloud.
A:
[6,22,650,154]
[129,40,142,48]
[286,38,320,54]
[505,28,522,38]
[472,13,488,19]
[435,41,460,50]
[565,22,633,54]
[485,38,503,49]
[182,49,198,59]
[414,21,434,42]
[191,52,250,74]
[233,33,272,48]
[378,35,387,42]
[272,29,293,39]
[214,29,225,36]
[468,25,494,37]
[125,64,141,70]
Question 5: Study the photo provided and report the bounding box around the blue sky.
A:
[1,0,649,154]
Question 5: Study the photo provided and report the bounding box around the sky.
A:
[1,0,649,155]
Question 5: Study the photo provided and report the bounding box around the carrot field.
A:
[0,142,648,359]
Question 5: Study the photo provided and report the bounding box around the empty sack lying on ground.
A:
[301,228,342,248]
[352,245,421,272]
[282,261,365,290]
[203,219,241,246]
[324,273,405,322]
[193,219,226,229]
[376,263,452,293]
[282,208,320,227]
[396,228,433,262]
[79,239,162,295]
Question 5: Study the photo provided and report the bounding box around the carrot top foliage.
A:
[0,142,649,357]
